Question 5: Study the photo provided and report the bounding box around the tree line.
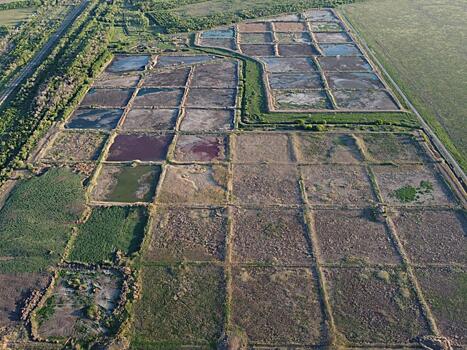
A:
[0,0,115,181]
[132,0,359,34]
[0,0,40,11]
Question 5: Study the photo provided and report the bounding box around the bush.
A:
[85,303,100,320]
[312,124,327,132]
[0,25,8,37]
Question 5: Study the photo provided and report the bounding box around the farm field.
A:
[0,6,465,350]
[0,7,36,27]
[341,0,467,170]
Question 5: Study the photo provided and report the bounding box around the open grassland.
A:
[0,7,35,27]
[0,168,86,273]
[341,0,467,170]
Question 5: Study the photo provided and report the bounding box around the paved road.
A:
[0,0,89,107]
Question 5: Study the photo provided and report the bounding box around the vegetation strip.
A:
[0,0,70,90]
[0,0,114,183]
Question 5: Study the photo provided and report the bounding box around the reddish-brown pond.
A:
[107,134,173,161]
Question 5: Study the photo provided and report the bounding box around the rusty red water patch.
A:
[107,134,173,161]
[174,135,227,162]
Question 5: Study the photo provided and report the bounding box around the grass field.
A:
[0,168,86,273]
[70,206,148,263]
[341,0,467,171]
[0,7,36,27]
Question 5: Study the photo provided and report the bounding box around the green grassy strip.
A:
[130,338,184,350]
[0,168,86,273]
